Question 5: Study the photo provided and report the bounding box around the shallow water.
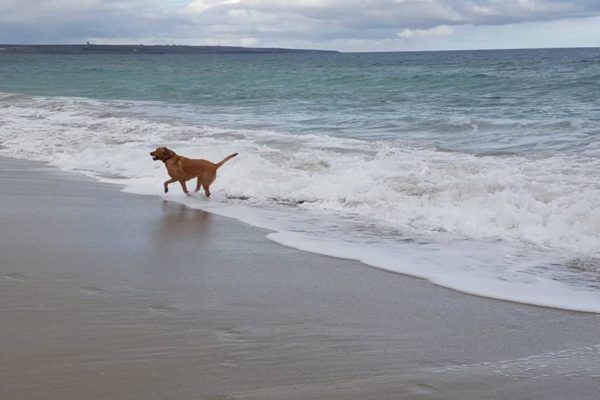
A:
[1,48,599,311]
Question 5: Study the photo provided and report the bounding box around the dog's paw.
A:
[164,187,169,193]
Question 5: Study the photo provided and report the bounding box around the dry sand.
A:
[1,156,599,400]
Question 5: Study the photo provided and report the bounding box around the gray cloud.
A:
[1,1,599,49]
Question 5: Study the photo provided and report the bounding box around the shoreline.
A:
[1,155,599,399]
[123,169,600,315]
[7,153,598,315]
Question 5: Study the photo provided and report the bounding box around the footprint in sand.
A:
[214,327,247,343]
[5,272,32,282]
[147,304,178,315]
[408,383,435,395]
[203,396,236,400]
[79,286,111,296]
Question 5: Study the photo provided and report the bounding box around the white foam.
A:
[1,93,599,312]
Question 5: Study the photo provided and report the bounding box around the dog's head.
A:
[150,146,176,162]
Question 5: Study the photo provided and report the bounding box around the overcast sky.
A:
[1,0,599,51]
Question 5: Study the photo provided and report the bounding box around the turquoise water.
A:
[2,48,600,154]
[1,48,600,311]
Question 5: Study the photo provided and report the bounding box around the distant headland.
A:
[0,44,339,54]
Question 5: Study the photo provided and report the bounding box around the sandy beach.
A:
[1,155,599,400]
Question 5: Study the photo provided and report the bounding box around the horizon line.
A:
[1,43,599,54]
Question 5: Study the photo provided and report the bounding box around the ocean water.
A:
[1,48,599,312]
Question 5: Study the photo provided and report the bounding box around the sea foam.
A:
[1,93,599,312]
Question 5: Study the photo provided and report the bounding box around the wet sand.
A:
[1,156,599,400]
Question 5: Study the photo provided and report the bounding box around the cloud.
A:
[398,25,454,39]
[0,1,599,50]
[182,1,600,27]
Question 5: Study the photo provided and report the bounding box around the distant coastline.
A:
[0,44,339,54]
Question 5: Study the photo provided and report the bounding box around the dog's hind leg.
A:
[202,183,211,198]
[163,178,176,193]
[194,177,202,192]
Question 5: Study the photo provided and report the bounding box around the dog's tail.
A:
[216,153,238,168]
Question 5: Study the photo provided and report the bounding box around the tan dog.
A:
[150,147,238,197]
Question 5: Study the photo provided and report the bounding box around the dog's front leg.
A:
[163,178,176,193]
[179,180,190,195]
